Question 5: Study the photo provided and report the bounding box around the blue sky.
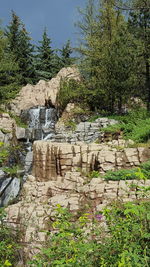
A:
[1,0,85,49]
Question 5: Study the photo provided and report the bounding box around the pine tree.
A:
[60,40,74,68]
[17,26,36,84]
[0,28,20,103]
[5,11,36,85]
[36,28,55,80]
[5,10,21,59]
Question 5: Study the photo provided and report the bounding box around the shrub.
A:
[56,79,89,112]
[0,208,22,266]
[103,108,150,143]
[104,167,147,181]
[29,199,150,267]
[104,161,150,181]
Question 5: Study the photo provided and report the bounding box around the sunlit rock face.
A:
[4,140,150,258]
[32,141,150,181]
[10,66,81,116]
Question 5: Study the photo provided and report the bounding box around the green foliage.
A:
[87,170,100,178]
[9,113,27,128]
[35,28,56,81]
[5,11,36,85]
[0,142,24,168]
[104,160,150,181]
[76,0,138,112]
[59,40,74,68]
[64,120,77,131]
[29,204,102,267]
[0,142,9,166]
[0,26,20,103]
[29,199,150,266]
[0,208,21,267]
[128,0,150,110]
[2,165,20,177]
[103,108,150,143]
[57,79,89,112]
[102,199,150,266]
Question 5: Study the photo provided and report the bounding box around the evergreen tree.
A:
[76,0,137,112]
[36,28,55,80]
[5,10,21,59]
[17,26,36,84]
[5,11,36,85]
[60,40,74,67]
[128,0,150,110]
[0,28,20,103]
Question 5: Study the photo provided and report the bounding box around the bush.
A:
[29,199,150,267]
[104,161,150,181]
[103,108,150,143]
[0,208,22,266]
[56,79,90,112]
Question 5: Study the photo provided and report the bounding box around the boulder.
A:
[0,113,16,132]
[0,177,20,206]
[10,66,81,115]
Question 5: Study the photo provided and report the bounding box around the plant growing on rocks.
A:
[0,208,22,267]
[29,198,150,267]
[104,161,150,181]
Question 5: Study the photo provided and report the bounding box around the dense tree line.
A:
[0,11,74,103]
[72,0,150,113]
[0,1,149,113]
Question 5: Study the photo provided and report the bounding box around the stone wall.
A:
[33,141,150,181]
[53,118,118,144]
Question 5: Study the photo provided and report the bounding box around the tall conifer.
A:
[36,28,55,80]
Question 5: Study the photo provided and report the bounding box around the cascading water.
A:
[28,108,40,129]
[0,106,57,207]
[27,106,57,141]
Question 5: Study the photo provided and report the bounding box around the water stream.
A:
[27,106,57,141]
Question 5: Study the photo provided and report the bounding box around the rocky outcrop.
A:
[10,66,81,115]
[32,141,150,181]
[5,172,150,257]
[4,140,150,257]
[0,113,17,143]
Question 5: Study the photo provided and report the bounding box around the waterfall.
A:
[28,108,40,129]
[28,106,57,141]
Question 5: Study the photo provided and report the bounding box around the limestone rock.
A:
[10,66,81,115]
[16,127,26,140]
[0,113,16,132]
[32,141,150,181]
